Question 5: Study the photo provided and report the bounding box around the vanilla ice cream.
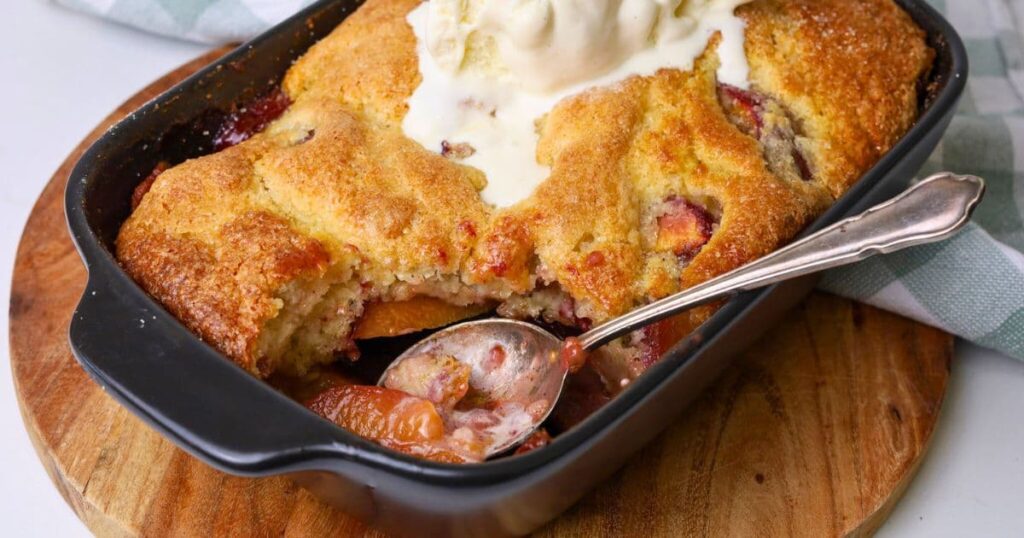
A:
[403,0,752,207]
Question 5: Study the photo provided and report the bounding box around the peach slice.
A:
[307,385,446,443]
[655,197,715,259]
[306,385,486,463]
[353,296,494,340]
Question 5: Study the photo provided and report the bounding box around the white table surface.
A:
[2,2,1022,536]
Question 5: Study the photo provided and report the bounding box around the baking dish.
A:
[64,1,967,535]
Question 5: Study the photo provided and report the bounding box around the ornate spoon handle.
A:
[578,172,985,351]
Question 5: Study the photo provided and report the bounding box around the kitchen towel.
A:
[52,0,1024,360]
[820,0,1024,360]
[51,0,314,44]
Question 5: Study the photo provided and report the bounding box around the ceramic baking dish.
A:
[64,1,967,535]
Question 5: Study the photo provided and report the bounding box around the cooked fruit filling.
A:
[131,161,168,210]
[306,384,486,463]
[718,84,815,183]
[655,197,717,260]
[514,429,553,455]
[213,88,292,151]
[381,353,471,415]
[718,84,765,137]
[440,140,476,160]
[549,365,613,431]
[304,349,552,463]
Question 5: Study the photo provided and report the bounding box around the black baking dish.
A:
[65,1,967,536]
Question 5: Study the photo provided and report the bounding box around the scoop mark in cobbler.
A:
[300,306,667,460]
[717,83,814,183]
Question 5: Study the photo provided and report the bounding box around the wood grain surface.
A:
[9,48,952,537]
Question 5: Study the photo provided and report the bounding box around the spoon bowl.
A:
[379,319,567,457]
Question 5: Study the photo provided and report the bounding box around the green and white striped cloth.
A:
[821,0,1024,360]
[53,0,1024,360]
[52,0,315,43]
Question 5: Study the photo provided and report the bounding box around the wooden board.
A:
[10,48,952,537]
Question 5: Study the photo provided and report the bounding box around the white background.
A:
[1,1,1022,536]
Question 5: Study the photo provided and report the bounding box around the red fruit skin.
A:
[213,89,291,151]
[514,429,553,455]
[719,84,764,137]
[656,197,715,260]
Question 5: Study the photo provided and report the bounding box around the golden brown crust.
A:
[117,0,933,376]
[740,0,933,197]
[471,54,832,328]
[283,0,422,126]
[117,94,488,374]
[256,97,489,279]
[118,211,332,372]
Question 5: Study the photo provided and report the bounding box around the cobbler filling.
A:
[560,337,587,373]
[131,89,292,211]
[213,89,292,151]
[655,196,717,260]
[718,84,815,183]
[304,350,551,463]
[306,384,486,463]
[514,428,553,455]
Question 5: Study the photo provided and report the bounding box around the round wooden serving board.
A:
[10,49,952,537]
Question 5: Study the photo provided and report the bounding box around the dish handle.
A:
[67,264,367,476]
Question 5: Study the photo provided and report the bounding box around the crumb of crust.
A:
[441,140,476,159]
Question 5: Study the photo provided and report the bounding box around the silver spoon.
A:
[379,172,984,458]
